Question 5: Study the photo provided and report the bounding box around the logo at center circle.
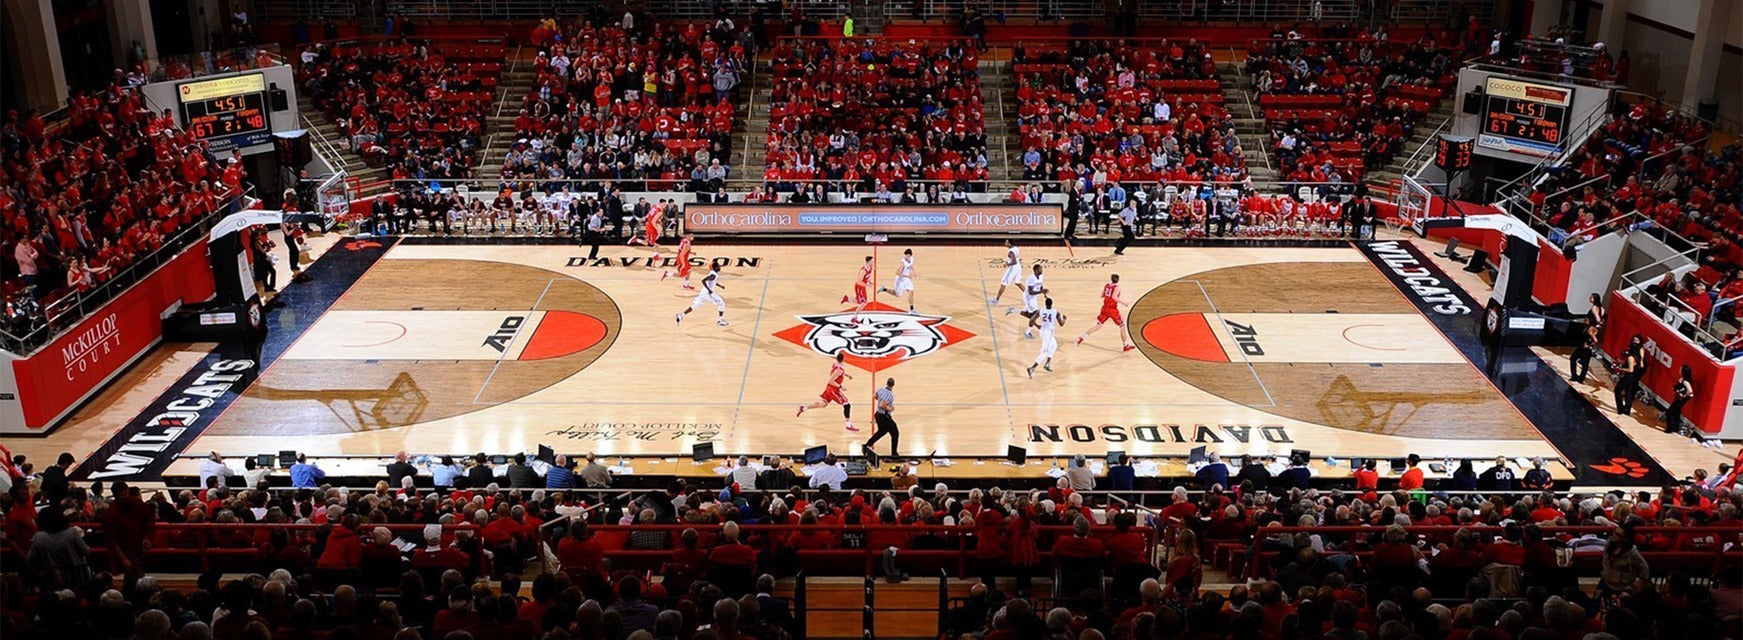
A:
[773,301,976,372]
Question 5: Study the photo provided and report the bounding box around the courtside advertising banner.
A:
[683,203,1062,235]
[5,240,216,433]
[1601,293,1736,434]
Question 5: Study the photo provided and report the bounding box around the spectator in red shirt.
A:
[431,586,481,639]
[1052,516,1107,563]
[1482,522,1528,567]
[315,514,364,575]
[708,521,758,574]
[98,481,154,575]
[1529,493,1564,523]
[1161,528,1202,603]
[1157,486,1198,527]
[412,524,470,574]
[556,519,606,580]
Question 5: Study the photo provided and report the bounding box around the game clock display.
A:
[1478,76,1573,158]
[1483,97,1566,145]
[183,93,269,139]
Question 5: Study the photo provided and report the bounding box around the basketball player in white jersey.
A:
[797,351,857,431]
[1017,264,1047,338]
[877,248,917,313]
[1079,273,1136,352]
[1026,297,1065,377]
[989,240,1022,311]
[675,263,728,326]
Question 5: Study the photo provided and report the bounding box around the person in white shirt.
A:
[198,452,237,490]
[676,263,728,326]
[1026,297,1065,377]
[243,457,271,488]
[726,456,761,490]
[877,249,917,313]
[1015,264,1049,339]
[989,240,1022,307]
[808,454,848,491]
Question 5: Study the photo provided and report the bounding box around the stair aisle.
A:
[1215,57,1279,184]
[476,54,537,185]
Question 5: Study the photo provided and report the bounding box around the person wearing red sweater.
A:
[412,524,470,574]
[708,521,758,574]
[315,515,364,573]
[1051,516,1107,562]
[556,519,606,579]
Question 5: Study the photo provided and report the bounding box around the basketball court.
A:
[173,240,1563,464]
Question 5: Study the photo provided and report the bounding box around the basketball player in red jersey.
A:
[840,255,874,317]
[1078,273,1136,352]
[629,202,663,246]
[797,352,857,431]
[661,234,696,290]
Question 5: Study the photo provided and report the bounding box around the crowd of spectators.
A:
[1,80,233,350]
[0,444,1740,639]
[1527,99,1742,350]
[1245,26,1459,182]
[502,15,748,194]
[1012,39,1248,193]
[298,39,497,183]
[762,38,989,198]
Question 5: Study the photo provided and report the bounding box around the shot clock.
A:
[177,73,273,151]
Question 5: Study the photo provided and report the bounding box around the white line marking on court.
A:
[473,277,557,405]
[734,266,775,410]
[1192,280,1276,407]
[975,255,1015,430]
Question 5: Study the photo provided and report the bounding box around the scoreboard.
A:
[178,73,273,151]
[1479,76,1572,158]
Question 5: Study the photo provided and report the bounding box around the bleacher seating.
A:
[297,38,503,180]
[2,443,1740,640]
[506,18,747,193]
[1,84,232,350]
[764,38,989,195]
[1246,32,1458,182]
[1013,39,1248,189]
[1527,99,1742,348]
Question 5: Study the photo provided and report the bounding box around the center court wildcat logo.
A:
[773,301,975,372]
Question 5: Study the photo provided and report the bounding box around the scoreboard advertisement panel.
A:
[1479,77,1572,158]
[178,73,272,151]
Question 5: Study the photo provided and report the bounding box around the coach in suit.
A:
[604,189,625,239]
[1343,191,1375,240]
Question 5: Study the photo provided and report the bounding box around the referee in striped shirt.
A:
[865,378,899,457]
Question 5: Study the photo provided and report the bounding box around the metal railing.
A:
[384,176,1372,199]
[3,193,244,355]
[132,44,287,85]
[1617,266,1733,361]
[886,0,1105,24]
[259,0,846,22]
